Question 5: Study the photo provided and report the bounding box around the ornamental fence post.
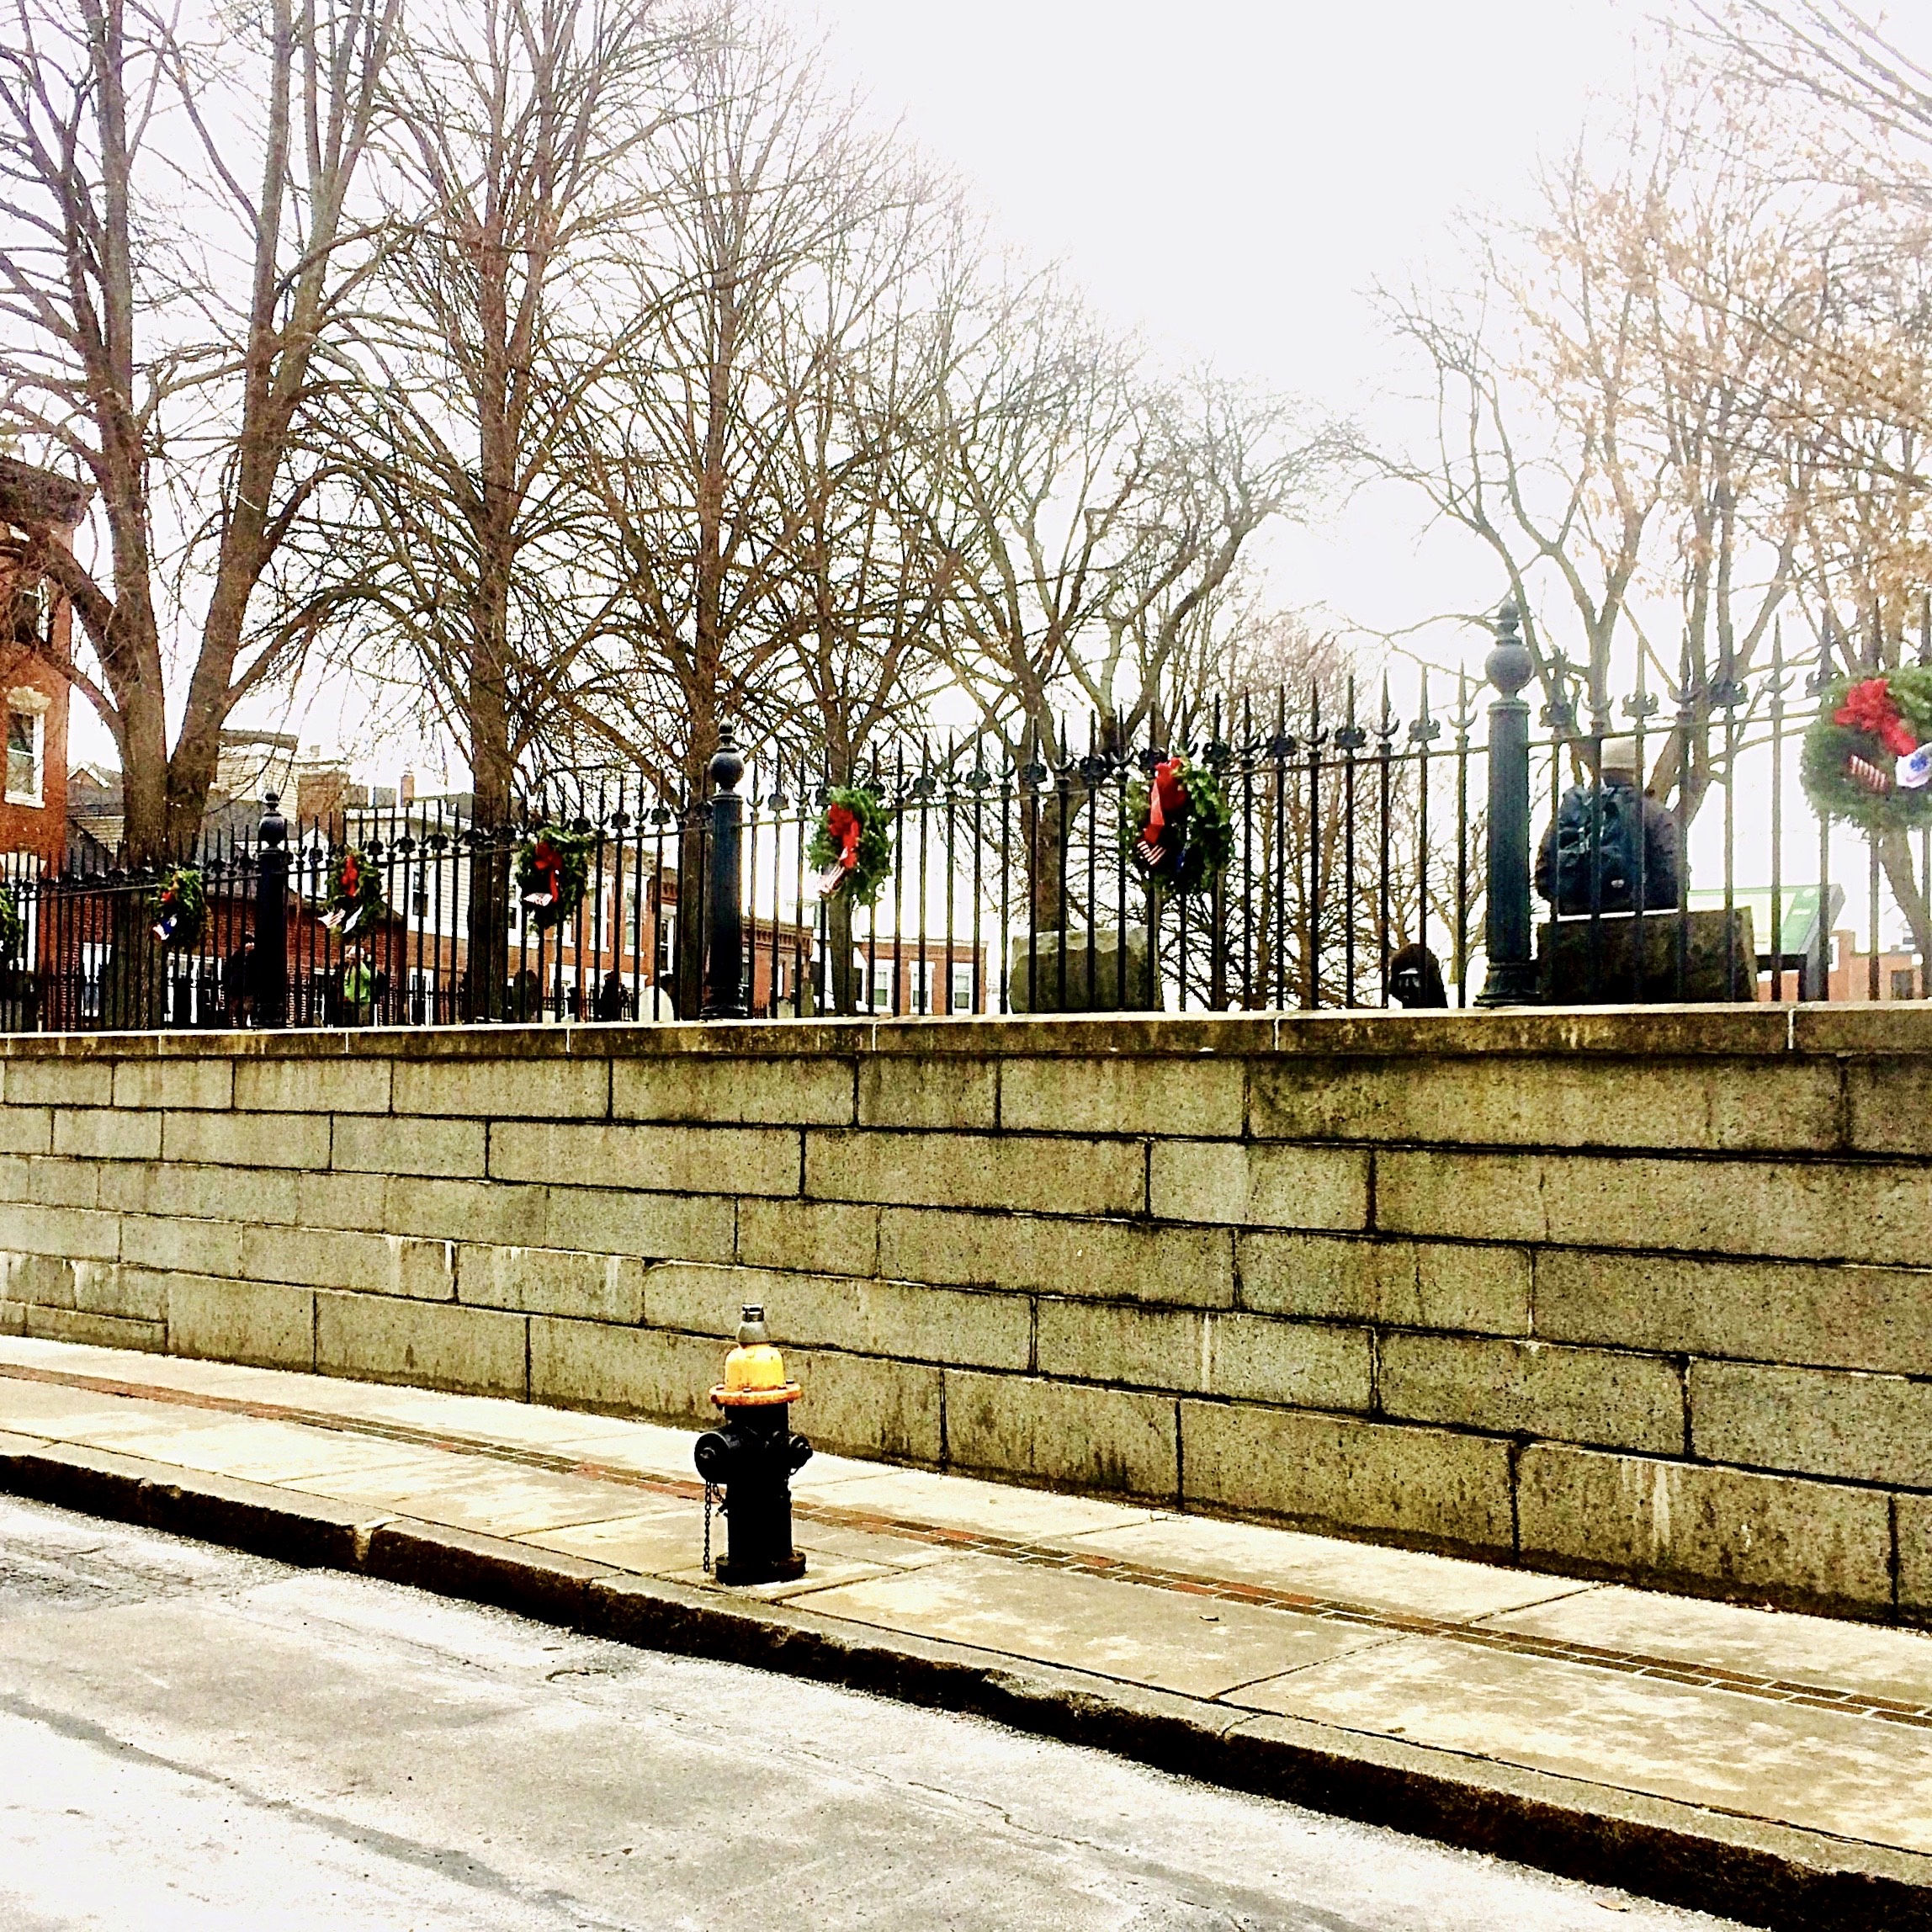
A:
[256,790,289,1028]
[702,725,748,1020]
[1477,598,1539,1007]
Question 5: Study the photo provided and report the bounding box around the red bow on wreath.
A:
[340,852,361,896]
[825,804,862,876]
[1134,757,1187,871]
[1835,677,1920,758]
[523,836,562,907]
[152,886,181,942]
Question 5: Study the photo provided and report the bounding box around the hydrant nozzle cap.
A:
[723,1304,788,1394]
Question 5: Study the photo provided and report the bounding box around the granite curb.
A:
[3,1433,1929,1931]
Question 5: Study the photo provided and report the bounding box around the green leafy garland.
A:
[149,864,206,948]
[0,881,23,963]
[1801,667,1932,834]
[1125,755,1234,896]
[809,787,894,905]
[324,847,387,933]
[515,825,596,931]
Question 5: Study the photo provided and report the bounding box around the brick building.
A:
[0,458,86,876]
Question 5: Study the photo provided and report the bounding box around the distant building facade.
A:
[0,458,86,875]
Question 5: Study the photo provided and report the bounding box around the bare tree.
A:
[565,15,932,1010]
[0,0,399,860]
[312,0,667,1012]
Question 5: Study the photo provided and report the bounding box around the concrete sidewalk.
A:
[1,1335,1929,1930]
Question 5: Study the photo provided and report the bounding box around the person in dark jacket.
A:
[1388,942,1448,1008]
[1535,737,1680,915]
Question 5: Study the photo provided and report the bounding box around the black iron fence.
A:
[3,606,1927,1032]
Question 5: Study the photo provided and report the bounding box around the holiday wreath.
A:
[323,847,387,935]
[516,825,596,930]
[1801,668,1932,833]
[1125,754,1234,895]
[149,865,206,947]
[808,787,893,905]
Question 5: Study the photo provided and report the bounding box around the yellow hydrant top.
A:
[714,1305,802,1409]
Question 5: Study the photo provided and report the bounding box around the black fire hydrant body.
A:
[694,1307,811,1585]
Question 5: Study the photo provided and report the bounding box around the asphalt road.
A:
[0,1495,1746,1932]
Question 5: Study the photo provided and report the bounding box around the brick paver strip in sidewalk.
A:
[8,1335,1932,1930]
[4,1350,1929,1733]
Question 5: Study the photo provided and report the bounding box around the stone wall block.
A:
[2,1250,76,1308]
[119,1213,244,1280]
[1238,1231,1531,1335]
[163,1110,330,1172]
[542,1185,736,1264]
[384,1176,549,1249]
[4,1059,113,1107]
[790,1347,944,1463]
[1381,1147,1932,1266]
[456,1244,643,1323]
[1899,1497,1932,1621]
[390,1234,457,1302]
[1378,1333,1683,1453]
[1179,1403,1515,1553]
[1532,1249,1932,1376]
[336,1112,486,1179]
[1251,1054,1839,1154]
[1033,1299,1205,1392]
[0,1298,21,1335]
[24,1305,164,1351]
[106,1160,300,1227]
[5,1203,119,1262]
[112,1059,234,1112]
[316,1289,527,1399]
[296,1170,389,1232]
[168,1273,316,1369]
[1000,1057,1245,1138]
[615,1056,854,1127]
[879,1208,1234,1308]
[236,1058,392,1115]
[1209,1312,1375,1411]
[642,1259,1030,1372]
[77,1261,168,1322]
[395,1058,608,1122]
[529,1315,720,1424]
[55,1107,162,1162]
[0,1106,51,1154]
[857,1058,995,1131]
[1149,1140,1368,1231]
[494,1122,800,1198]
[1844,1062,1932,1156]
[1516,1442,1892,1611]
[1691,1359,1932,1489]
[943,1369,1176,1498]
[805,1129,1142,1218]
[736,1198,878,1278]
[0,1154,93,1208]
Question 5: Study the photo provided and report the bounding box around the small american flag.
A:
[1134,834,1165,871]
[1848,754,1893,795]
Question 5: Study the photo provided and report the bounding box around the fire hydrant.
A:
[693,1306,811,1584]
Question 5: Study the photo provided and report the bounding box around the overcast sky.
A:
[805,0,1650,658]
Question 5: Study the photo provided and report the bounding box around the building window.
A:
[871,958,893,1010]
[5,707,42,807]
[951,963,974,1013]
[1892,967,1918,1001]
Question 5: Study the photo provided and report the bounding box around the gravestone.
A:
[1537,907,1758,1003]
[1006,927,1157,1013]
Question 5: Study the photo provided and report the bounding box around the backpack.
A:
[1551,783,1645,914]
